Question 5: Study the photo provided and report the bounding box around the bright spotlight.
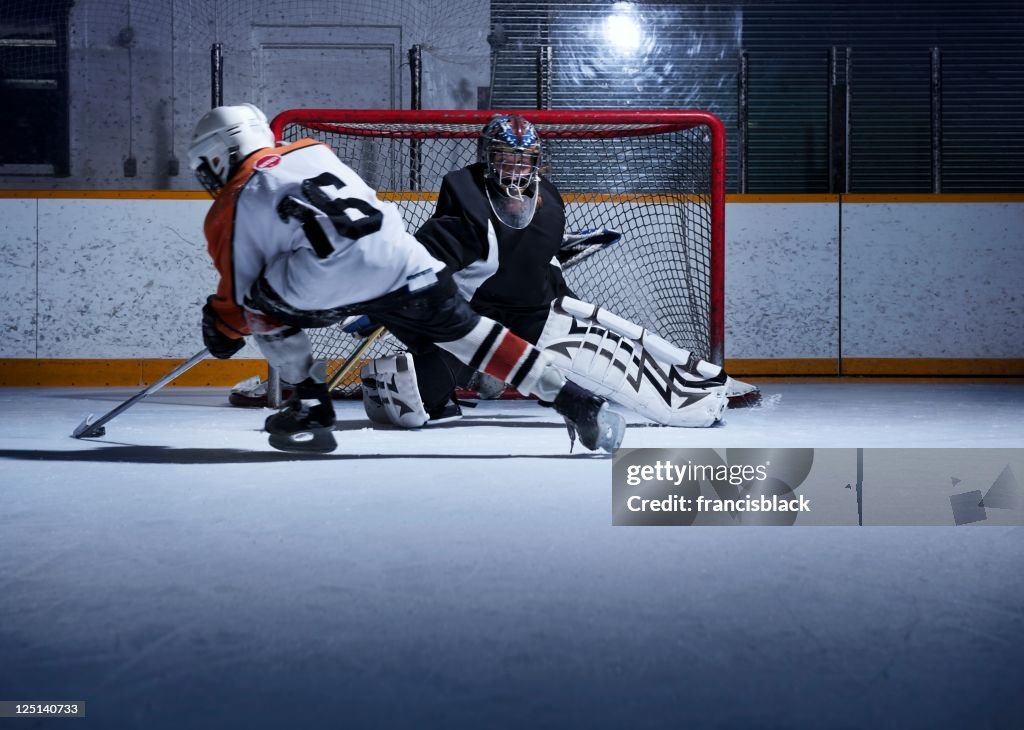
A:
[603,6,642,54]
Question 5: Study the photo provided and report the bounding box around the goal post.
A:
[269,108,725,395]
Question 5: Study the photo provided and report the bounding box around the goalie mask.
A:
[478,113,542,229]
[188,103,275,195]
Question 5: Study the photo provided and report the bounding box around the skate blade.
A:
[425,413,463,426]
[268,428,337,454]
[596,409,627,453]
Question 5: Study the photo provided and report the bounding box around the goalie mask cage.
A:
[270,109,725,395]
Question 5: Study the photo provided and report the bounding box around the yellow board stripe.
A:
[725,358,1024,377]
[0,190,211,200]
[0,359,268,387]
[724,359,839,376]
[727,194,840,204]
[2,357,1021,386]
[562,192,709,204]
[841,193,1024,204]
[728,194,1024,203]
[839,358,1024,377]
[4,190,1022,204]
[378,191,437,202]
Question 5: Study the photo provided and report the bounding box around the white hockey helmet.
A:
[478,113,542,229]
[188,103,275,194]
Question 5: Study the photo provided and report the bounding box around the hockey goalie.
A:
[355,113,758,430]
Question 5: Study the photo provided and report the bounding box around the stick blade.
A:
[72,415,105,439]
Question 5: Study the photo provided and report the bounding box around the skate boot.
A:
[264,378,337,453]
[426,394,464,425]
[552,380,626,453]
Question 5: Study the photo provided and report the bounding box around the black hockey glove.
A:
[201,298,246,359]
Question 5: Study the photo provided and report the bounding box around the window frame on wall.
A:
[0,0,71,177]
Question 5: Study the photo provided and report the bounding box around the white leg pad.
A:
[359,353,430,429]
[550,296,758,401]
[538,299,727,427]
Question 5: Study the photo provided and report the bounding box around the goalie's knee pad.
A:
[360,353,463,429]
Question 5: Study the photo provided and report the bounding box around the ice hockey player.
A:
[355,113,758,431]
[188,103,626,454]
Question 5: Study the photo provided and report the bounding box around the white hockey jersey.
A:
[204,139,444,337]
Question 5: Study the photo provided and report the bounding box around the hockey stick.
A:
[326,325,387,392]
[72,347,210,438]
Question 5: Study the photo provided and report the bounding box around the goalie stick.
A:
[327,325,387,392]
[72,347,210,439]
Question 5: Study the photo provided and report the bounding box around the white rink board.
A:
[34,198,263,359]
[1,197,1021,362]
[842,202,1024,358]
[0,199,38,358]
[727,202,839,359]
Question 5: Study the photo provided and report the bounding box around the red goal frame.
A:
[270,108,726,364]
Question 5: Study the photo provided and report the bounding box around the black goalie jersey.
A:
[414,162,574,343]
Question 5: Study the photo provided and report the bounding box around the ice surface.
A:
[1,382,1022,728]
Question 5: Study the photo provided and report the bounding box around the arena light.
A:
[603,3,643,55]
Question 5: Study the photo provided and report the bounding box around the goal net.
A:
[270,109,725,396]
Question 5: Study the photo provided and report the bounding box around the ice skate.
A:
[264,389,337,454]
[552,380,626,453]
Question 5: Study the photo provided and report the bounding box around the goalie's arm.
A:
[414,178,487,272]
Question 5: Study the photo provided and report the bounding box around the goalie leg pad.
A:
[550,296,759,405]
[359,353,431,429]
[538,301,727,427]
